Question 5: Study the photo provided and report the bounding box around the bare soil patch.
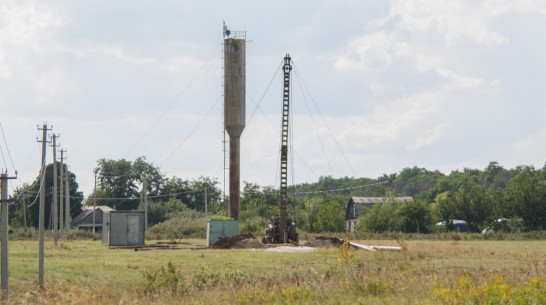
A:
[304,236,344,248]
[210,233,264,249]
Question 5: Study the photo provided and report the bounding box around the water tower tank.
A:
[224,37,246,137]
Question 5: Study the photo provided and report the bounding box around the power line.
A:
[124,43,222,159]
[0,122,16,172]
[293,66,333,175]
[292,62,357,177]
[159,95,222,168]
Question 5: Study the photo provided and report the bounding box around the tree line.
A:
[7,159,546,233]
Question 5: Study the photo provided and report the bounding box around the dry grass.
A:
[3,237,545,304]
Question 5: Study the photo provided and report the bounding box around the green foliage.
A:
[397,200,432,233]
[359,200,405,232]
[148,198,202,226]
[505,166,546,230]
[141,262,188,297]
[146,217,207,240]
[9,163,83,228]
[239,216,268,235]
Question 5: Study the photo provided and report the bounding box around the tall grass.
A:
[4,233,546,304]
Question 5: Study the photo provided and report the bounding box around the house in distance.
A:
[345,196,413,233]
[73,206,114,232]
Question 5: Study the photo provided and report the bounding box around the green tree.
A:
[504,166,546,230]
[398,200,432,233]
[240,182,278,219]
[360,200,404,232]
[443,181,492,231]
[94,158,139,210]
[10,163,83,228]
[313,196,345,232]
[89,157,165,210]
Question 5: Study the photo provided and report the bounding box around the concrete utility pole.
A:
[1,171,17,301]
[143,173,148,229]
[65,167,70,232]
[37,123,51,286]
[204,186,208,218]
[22,186,27,229]
[93,170,97,233]
[59,149,65,237]
[51,134,59,246]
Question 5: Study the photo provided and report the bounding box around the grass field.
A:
[3,237,545,304]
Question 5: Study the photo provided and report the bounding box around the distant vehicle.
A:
[435,220,470,233]
[482,218,517,235]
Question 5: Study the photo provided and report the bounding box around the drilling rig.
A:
[262,54,299,244]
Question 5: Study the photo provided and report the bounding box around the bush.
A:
[146,217,207,240]
[239,216,268,236]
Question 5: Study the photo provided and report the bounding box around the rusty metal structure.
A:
[263,54,298,244]
[279,54,292,243]
[223,24,246,220]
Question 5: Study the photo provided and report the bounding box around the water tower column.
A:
[223,27,246,220]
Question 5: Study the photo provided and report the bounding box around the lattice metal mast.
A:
[279,54,292,243]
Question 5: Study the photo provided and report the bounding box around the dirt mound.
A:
[304,236,344,248]
[232,238,264,249]
[210,233,260,249]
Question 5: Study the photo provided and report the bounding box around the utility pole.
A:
[143,173,148,229]
[204,186,208,218]
[65,166,70,232]
[37,123,51,286]
[93,170,97,233]
[1,170,17,301]
[22,186,27,229]
[59,149,65,237]
[51,134,59,246]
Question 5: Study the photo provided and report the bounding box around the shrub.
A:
[239,216,268,235]
[146,217,207,240]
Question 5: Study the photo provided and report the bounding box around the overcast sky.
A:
[1,0,546,197]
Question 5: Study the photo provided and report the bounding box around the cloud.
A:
[341,90,442,148]
[334,32,411,71]
[0,1,65,79]
[436,69,484,90]
[406,122,448,150]
[389,0,510,47]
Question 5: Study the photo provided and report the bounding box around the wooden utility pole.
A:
[51,134,59,246]
[1,171,17,301]
[37,123,51,286]
[59,149,65,237]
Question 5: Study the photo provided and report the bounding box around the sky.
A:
[1,0,546,197]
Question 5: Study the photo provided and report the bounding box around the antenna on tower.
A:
[223,21,231,38]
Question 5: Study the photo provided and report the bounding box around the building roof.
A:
[349,196,413,205]
[346,196,413,220]
[73,206,115,225]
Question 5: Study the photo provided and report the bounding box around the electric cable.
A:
[293,68,334,175]
[124,43,222,158]
[159,95,222,168]
[293,62,357,177]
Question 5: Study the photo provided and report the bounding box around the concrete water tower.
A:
[223,23,245,220]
